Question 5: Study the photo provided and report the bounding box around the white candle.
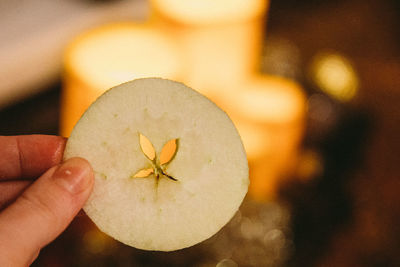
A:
[150,0,269,98]
[151,0,268,25]
[61,23,182,137]
[219,75,306,200]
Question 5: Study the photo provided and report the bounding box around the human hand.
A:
[0,135,94,266]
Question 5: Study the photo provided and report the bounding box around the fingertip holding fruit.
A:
[64,78,248,251]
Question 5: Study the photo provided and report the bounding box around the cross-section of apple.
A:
[64,78,248,251]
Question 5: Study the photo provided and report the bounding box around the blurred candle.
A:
[61,23,182,137]
[218,76,306,201]
[150,0,269,98]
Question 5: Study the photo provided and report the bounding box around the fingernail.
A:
[53,158,93,194]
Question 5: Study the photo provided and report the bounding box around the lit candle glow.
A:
[151,0,268,25]
[218,76,306,200]
[61,23,182,136]
[151,0,269,98]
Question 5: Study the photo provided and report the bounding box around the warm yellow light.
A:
[65,23,182,90]
[310,52,359,102]
[231,77,305,165]
[296,150,323,181]
[219,76,305,161]
[82,229,115,254]
[61,23,182,136]
[232,76,305,124]
[234,121,272,160]
[177,21,264,97]
[151,1,269,98]
[218,75,306,201]
[151,0,268,24]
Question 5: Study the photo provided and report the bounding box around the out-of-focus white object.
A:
[151,0,267,25]
[60,23,182,137]
[0,0,147,109]
[151,0,268,99]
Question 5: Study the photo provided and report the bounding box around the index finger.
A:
[0,135,66,180]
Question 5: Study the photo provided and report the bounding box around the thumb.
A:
[0,157,94,266]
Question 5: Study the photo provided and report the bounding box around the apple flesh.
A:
[64,78,248,251]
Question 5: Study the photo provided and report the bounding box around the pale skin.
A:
[0,135,94,266]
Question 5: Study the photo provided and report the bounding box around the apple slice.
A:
[64,78,248,251]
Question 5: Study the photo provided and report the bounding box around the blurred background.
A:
[1,0,400,266]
